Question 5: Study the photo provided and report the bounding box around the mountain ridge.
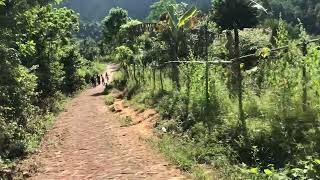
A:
[60,0,211,22]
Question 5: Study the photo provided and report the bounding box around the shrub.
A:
[61,49,86,94]
[287,157,320,179]
[104,95,115,105]
[111,70,127,90]
[0,47,40,159]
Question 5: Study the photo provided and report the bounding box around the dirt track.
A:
[22,64,185,180]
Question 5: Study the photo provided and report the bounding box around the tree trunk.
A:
[171,63,180,90]
[185,64,191,128]
[205,61,209,115]
[123,65,129,80]
[171,39,180,90]
[204,25,210,119]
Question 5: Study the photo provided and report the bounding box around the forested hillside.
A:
[269,0,320,34]
[60,0,211,21]
[61,0,320,35]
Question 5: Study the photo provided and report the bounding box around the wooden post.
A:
[205,61,209,113]
[234,27,246,134]
[153,66,156,93]
[302,42,308,112]
[204,25,210,120]
[186,64,191,122]
[171,39,180,90]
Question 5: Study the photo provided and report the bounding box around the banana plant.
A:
[129,4,198,89]
[160,5,198,89]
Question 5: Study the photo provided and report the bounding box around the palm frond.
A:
[249,0,268,14]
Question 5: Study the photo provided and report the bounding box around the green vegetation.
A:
[105,0,320,179]
[62,0,319,35]
[268,0,320,34]
[0,0,104,170]
[104,95,115,105]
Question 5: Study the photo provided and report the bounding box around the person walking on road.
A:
[105,72,109,83]
[90,76,96,87]
[101,75,105,86]
[96,74,101,85]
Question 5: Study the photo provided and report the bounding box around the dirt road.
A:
[23,65,185,180]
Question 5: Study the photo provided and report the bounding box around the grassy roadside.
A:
[104,90,221,179]
[103,87,281,179]
[106,68,320,179]
[145,131,275,180]
[147,134,217,180]
[25,94,73,154]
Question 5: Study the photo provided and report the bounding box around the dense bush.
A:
[0,2,100,163]
[104,95,115,105]
[0,46,39,159]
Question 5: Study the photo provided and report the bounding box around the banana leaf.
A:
[177,6,197,28]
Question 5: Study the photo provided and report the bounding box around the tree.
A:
[119,19,144,83]
[119,19,142,45]
[0,0,57,27]
[269,0,320,34]
[102,7,129,50]
[0,45,39,159]
[115,45,134,80]
[61,46,86,94]
[16,5,80,108]
[212,0,266,136]
[0,0,92,162]
[212,0,261,31]
[77,22,102,40]
[129,2,199,88]
[147,0,177,22]
[79,37,100,61]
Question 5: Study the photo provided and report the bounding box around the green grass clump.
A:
[147,134,222,179]
[126,100,147,112]
[148,135,196,171]
[104,95,115,105]
[119,116,133,127]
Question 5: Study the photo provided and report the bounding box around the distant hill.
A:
[60,0,211,22]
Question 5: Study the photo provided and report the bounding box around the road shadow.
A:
[91,91,106,97]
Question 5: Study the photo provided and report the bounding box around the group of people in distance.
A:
[90,72,109,87]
